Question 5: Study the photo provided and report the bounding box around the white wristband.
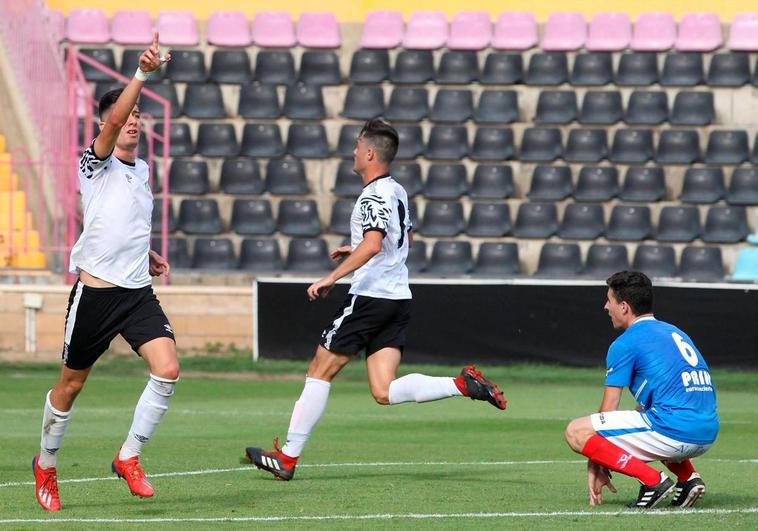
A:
[134,68,152,82]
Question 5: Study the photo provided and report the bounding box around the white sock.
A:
[119,374,177,460]
[281,377,331,458]
[38,390,72,469]
[388,373,462,404]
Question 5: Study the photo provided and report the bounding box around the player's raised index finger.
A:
[152,32,159,48]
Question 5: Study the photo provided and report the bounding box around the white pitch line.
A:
[1,507,757,524]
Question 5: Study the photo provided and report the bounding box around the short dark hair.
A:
[359,118,399,164]
[98,88,126,120]
[606,270,653,315]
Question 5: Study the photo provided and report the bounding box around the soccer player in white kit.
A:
[32,34,178,511]
[244,119,507,481]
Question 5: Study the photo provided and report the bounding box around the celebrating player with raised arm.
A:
[33,34,177,511]
[244,119,507,481]
[565,271,719,509]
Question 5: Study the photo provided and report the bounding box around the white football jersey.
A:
[69,143,153,288]
[349,174,412,300]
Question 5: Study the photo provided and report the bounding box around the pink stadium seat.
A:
[111,10,153,45]
[252,12,296,48]
[297,12,341,48]
[728,13,758,51]
[676,13,723,52]
[360,11,404,49]
[66,8,109,43]
[491,12,538,50]
[156,11,199,46]
[540,12,586,51]
[46,9,66,43]
[586,12,631,51]
[631,12,676,51]
[402,11,448,50]
[207,11,251,47]
[447,11,492,50]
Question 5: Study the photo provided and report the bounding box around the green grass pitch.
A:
[1,355,756,529]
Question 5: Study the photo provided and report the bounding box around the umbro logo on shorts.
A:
[164,324,174,335]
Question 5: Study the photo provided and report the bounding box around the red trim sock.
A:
[453,375,468,396]
[278,451,298,469]
[581,435,661,486]
[662,459,696,482]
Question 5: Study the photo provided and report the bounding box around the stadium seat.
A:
[705,130,749,164]
[435,51,479,84]
[425,126,469,160]
[252,12,296,48]
[394,126,425,160]
[670,91,714,125]
[286,239,332,272]
[406,240,428,273]
[78,48,116,82]
[541,12,586,51]
[472,242,520,277]
[284,84,325,120]
[579,91,623,124]
[154,122,193,156]
[360,11,404,49]
[534,243,582,277]
[656,130,701,164]
[297,12,340,48]
[448,11,492,50]
[631,12,676,51]
[474,90,519,124]
[481,53,523,84]
[584,244,629,278]
[420,201,465,236]
[239,239,283,272]
[66,8,109,43]
[526,53,569,85]
[586,12,632,51]
[238,83,280,119]
[519,128,563,162]
[402,11,448,49]
[266,158,309,195]
[336,125,363,158]
[727,168,758,205]
[299,51,341,86]
[278,199,321,237]
[703,206,749,243]
[679,246,724,281]
[151,237,189,268]
[391,50,435,84]
[192,238,236,270]
[207,11,251,47]
[409,201,422,231]
[633,244,677,278]
[660,53,704,86]
[624,91,669,125]
[492,12,537,50]
[527,166,573,201]
[112,10,153,45]
[167,50,206,83]
[286,124,329,159]
[196,123,238,157]
[430,89,474,123]
[466,202,511,237]
[707,53,751,86]
[230,199,276,236]
[94,80,125,105]
[656,206,701,242]
[727,13,758,51]
[605,205,652,241]
[121,49,164,83]
[470,165,513,199]
[470,128,515,161]
[349,49,390,83]
[182,83,225,119]
[219,159,265,195]
[240,123,284,158]
[385,88,429,122]
[535,91,578,124]
[179,199,223,234]
[570,53,613,86]
[333,160,363,198]
[730,248,758,281]
[558,203,605,240]
[564,129,608,162]
[427,241,473,276]
[675,13,722,52]
[156,11,199,46]
[255,51,296,85]
[513,202,559,238]
[329,199,355,236]
[615,52,659,86]
[753,132,758,163]
[151,199,177,233]
[620,167,666,202]
[424,164,468,199]
[574,167,619,201]
[168,159,209,195]
[210,50,252,84]
[610,129,654,163]
[139,82,180,118]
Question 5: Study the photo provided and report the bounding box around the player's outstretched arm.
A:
[92,32,170,159]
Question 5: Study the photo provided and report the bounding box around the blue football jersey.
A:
[604,316,719,445]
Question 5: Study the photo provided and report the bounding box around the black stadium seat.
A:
[220,159,265,195]
[620,167,666,202]
[472,242,520,277]
[238,83,280,119]
[178,199,223,234]
[151,198,177,233]
[230,199,276,236]
[679,246,724,281]
[342,86,384,120]
[655,129,701,164]
[284,84,325,120]
[240,123,284,158]
[151,237,189,268]
[390,162,423,197]
[349,49,390,83]
[266,158,309,195]
[239,239,283,272]
[470,165,514,199]
[526,52,568,85]
[436,51,479,84]
[633,245,677,278]
[474,90,519,124]
[534,90,577,124]
[679,168,725,204]
[579,91,622,124]
[329,199,355,236]
[584,244,629,278]
[615,52,658,86]
[336,124,363,158]
[466,203,512,237]
[255,51,296,85]
[705,130,749,165]
[182,83,225,119]
[424,164,468,199]
[192,238,236,270]
[210,49,252,84]
[481,53,523,85]
[661,53,704,86]
[385,88,429,122]
[564,129,607,162]
[196,123,238,157]
[333,160,363,198]
[79,48,116,82]
[605,205,652,241]
[625,91,669,125]
[527,166,572,201]
[534,243,582,277]
[426,241,473,275]
[168,159,209,195]
[470,127,514,161]
[425,126,469,160]
[519,128,563,162]
[277,199,321,237]
[513,203,559,238]
[558,203,605,240]
[430,89,474,123]
[420,201,465,237]
[286,239,332,272]
[574,167,619,202]
[286,123,329,159]
[298,51,341,85]
[571,52,613,86]
[391,50,434,84]
[656,206,701,242]
[166,50,206,83]
[707,52,751,87]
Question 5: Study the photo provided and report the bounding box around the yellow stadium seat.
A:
[0,229,40,250]
[0,191,27,211]
[0,173,19,191]
[0,153,11,179]
[0,134,5,152]
[0,211,33,231]
[11,251,46,268]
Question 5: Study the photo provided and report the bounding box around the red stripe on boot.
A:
[581,434,661,486]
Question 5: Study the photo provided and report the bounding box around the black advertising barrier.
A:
[254,278,758,368]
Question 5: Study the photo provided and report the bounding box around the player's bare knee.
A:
[564,418,584,451]
[370,385,391,405]
[153,361,180,381]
